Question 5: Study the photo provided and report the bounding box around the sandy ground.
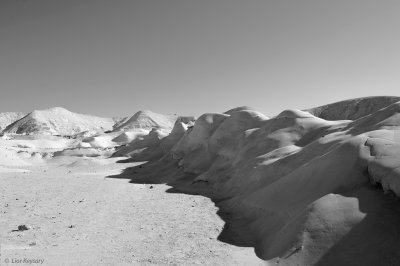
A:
[0,156,264,265]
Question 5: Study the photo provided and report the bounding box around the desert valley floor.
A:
[0,150,263,265]
[2,96,400,265]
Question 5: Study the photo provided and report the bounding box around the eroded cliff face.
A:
[114,97,400,265]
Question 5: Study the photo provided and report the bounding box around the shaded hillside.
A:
[111,96,400,265]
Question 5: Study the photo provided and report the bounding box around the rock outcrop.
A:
[114,96,400,265]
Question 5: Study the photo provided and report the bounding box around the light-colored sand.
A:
[0,139,263,266]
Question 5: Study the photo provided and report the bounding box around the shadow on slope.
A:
[107,98,400,265]
[108,157,258,249]
[315,186,400,266]
[108,156,400,266]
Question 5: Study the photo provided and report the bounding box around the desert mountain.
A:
[114,96,400,265]
[112,110,178,132]
[3,107,115,136]
[0,112,26,131]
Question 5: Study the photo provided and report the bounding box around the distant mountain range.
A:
[1,107,178,136]
[2,96,400,137]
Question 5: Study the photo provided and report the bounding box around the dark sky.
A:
[1,0,399,117]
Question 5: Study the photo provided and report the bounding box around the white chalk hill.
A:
[3,107,115,136]
[115,96,400,265]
